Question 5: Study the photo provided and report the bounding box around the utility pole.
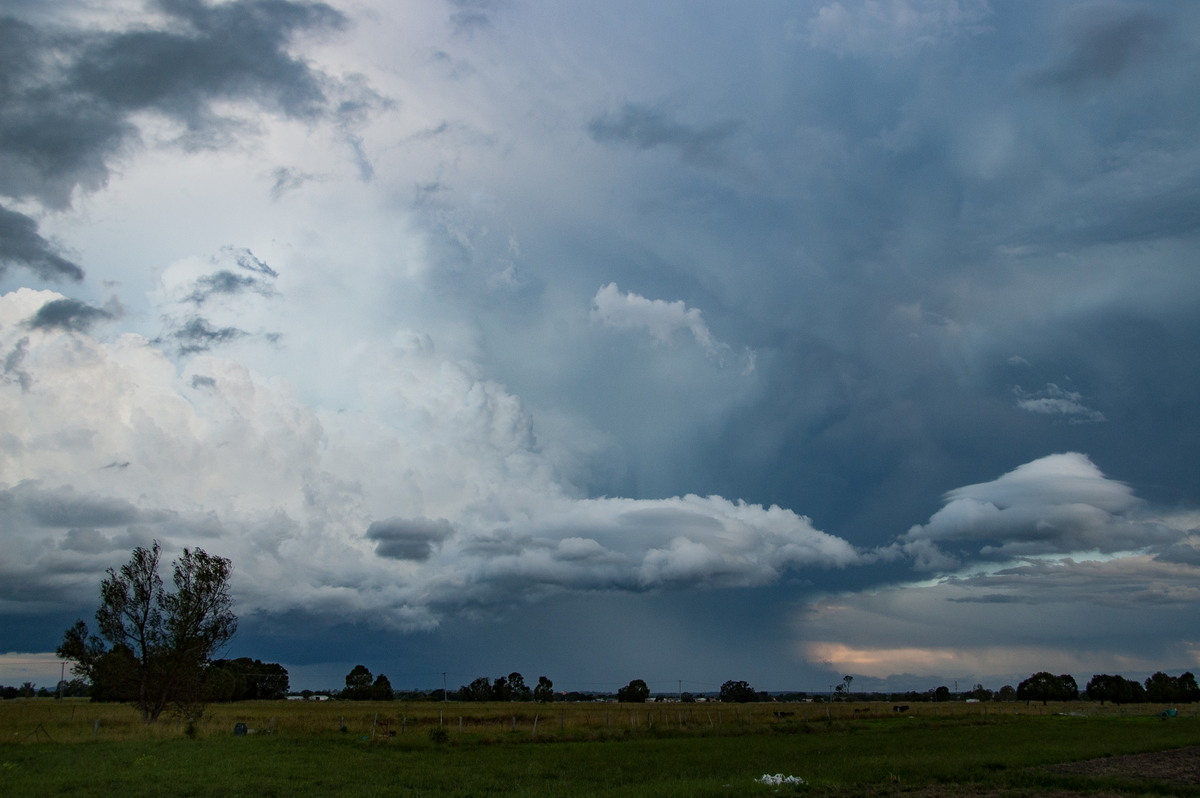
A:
[443,672,448,702]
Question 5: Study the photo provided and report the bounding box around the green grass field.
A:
[2,699,1197,796]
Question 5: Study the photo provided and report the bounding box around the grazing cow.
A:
[893,705,909,713]
[773,711,795,719]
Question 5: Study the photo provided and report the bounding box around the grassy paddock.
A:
[2,699,1198,796]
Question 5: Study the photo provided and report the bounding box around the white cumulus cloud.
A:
[591,282,722,353]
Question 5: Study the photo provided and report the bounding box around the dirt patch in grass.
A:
[883,746,1200,797]
[1044,744,1200,785]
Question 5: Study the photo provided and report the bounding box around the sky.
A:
[1,0,1199,696]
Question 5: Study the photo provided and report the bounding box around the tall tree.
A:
[616,679,650,703]
[533,675,555,703]
[1016,672,1078,705]
[1086,674,1145,704]
[719,680,757,703]
[506,672,532,701]
[458,676,493,701]
[1142,672,1200,703]
[57,542,237,722]
[371,673,394,700]
[342,665,373,700]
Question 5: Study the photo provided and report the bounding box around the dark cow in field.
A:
[893,705,909,713]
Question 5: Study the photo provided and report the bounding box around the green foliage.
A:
[56,542,237,722]
[532,675,554,703]
[206,658,290,701]
[1086,673,1146,704]
[340,666,393,700]
[344,665,372,692]
[616,678,650,703]
[1144,671,1200,703]
[505,672,531,701]
[457,676,493,702]
[455,672,538,701]
[1017,672,1079,704]
[965,683,994,701]
[719,680,758,703]
[370,674,394,701]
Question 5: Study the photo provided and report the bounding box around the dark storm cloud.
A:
[169,316,248,353]
[3,335,31,391]
[0,0,353,282]
[0,16,131,209]
[946,593,1037,605]
[269,166,320,199]
[70,0,347,134]
[0,206,84,281]
[447,0,505,36]
[26,297,119,332]
[222,245,278,277]
[366,517,454,561]
[587,103,741,167]
[1154,543,1200,566]
[185,271,275,304]
[1029,7,1168,89]
[59,527,123,554]
[0,483,150,528]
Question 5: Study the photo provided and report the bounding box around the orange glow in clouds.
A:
[801,642,1172,680]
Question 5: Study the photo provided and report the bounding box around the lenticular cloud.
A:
[902,452,1173,559]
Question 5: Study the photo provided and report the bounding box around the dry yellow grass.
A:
[1,697,1188,745]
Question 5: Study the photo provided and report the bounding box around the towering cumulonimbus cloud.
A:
[0,289,859,631]
[3,0,1200,691]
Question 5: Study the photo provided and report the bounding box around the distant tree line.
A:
[958,671,1199,705]
[821,672,1200,706]
[455,673,555,702]
[0,680,89,699]
[1085,672,1200,705]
